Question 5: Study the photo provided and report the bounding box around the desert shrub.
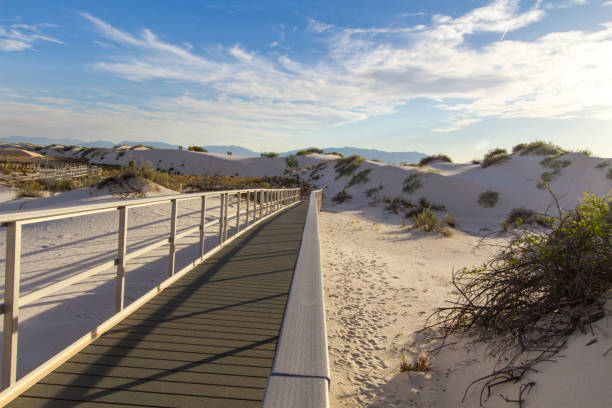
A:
[540,157,571,170]
[576,149,592,156]
[332,190,352,203]
[334,155,365,179]
[502,207,551,230]
[328,151,344,158]
[481,148,511,168]
[595,161,610,169]
[403,174,423,194]
[385,197,414,215]
[512,141,567,156]
[17,181,45,197]
[426,193,612,405]
[537,157,572,188]
[419,154,452,166]
[471,159,481,165]
[188,145,207,152]
[119,160,171,188]
[478,190,499,208]
[365,187,379,197]
[297,147,323,155]
[285,155,299,169]
[400,352,431,373]
[347,168,371,187]
[40,178,78,192]
[261,152,279,158]
[608,168,612,180]
[412,208,452,236]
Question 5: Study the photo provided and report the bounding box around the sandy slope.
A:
[320,208,612,408]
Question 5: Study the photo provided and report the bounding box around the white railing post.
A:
[223,193,229,242]
[236,192,241,233]
[2,221,21,390]
[168,199,178,277]
[199,196,207,257]
[246,190,250,226]
[218,193,225,244]
[115,206,128,313]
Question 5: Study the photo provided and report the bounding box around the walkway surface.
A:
[7,202,308,408]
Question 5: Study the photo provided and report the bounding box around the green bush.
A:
[412,208,453,236]
[17,181,45,197]
[403,174,423,194]
[502,207,551,230]
[478,190,499,208]
[285,155,299,169]
[332,190,352,203]
[296,148,323,155]
[261,152,279,158]
[427,193,611,403]
[334,155,365,179]
[41,178,78,192]
[188,145,207,152]
[347,168,371,187]
[419,154,452,166]
[481,148,511,168]
[512,141,567,156]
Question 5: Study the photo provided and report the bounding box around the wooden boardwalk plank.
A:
[7,203,308,407]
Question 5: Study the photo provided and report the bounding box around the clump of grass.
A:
[188,145,207,152]
[595,161,610,169]
[400,352,431,373]
[17,181,46,197]
[296,147,323,155]
[365,187,379,197]
[537,157,572,188]
[40,178,78,192]
[419,154,452,166]
[512,141,567,156]
[332,190,352,203]
[347,168,371,187]
[478,190,499,208]
[481,148,511,168]
[607,168,612,180]
[334,155,365,179]
[501,207,552,230]
[412,208,453,236]
[261,152,279,158]
[328,151,344,157]
[427,193,612,406]
[285,155,299,169]
[403,173,423,194]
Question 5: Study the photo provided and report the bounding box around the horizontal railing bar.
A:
[0,188,294,224]
[19,258,117,307]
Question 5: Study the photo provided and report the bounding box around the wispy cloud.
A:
[33,1,612,141]
[0,23,64,51]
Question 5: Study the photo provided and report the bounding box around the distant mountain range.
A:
[1,136,426,164]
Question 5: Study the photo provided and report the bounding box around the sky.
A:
[1,0,611,161]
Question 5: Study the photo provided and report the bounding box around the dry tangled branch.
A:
[426,192,612,406]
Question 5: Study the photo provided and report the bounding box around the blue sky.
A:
[1,0,611,160]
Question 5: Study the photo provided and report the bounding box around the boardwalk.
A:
[7,202,308,408]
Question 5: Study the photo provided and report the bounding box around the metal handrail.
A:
[0,187,301,396]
